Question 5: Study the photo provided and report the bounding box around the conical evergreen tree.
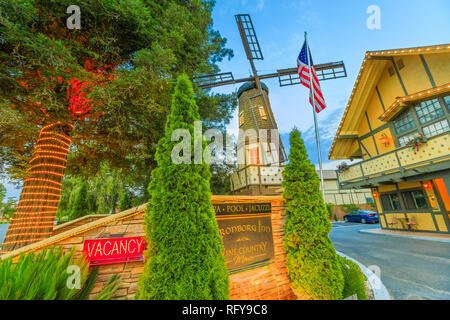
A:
[70,182,91,220]
[282,129,344,300]
[137,75,229,300]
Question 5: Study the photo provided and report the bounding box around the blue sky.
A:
[210,0,450,166]
[2,0,450,200]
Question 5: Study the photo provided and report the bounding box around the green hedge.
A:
[137,75,229,300]
[339,256,367,300]
[282,129,344,300]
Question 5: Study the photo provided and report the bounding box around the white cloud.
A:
[256,0,265,11]
[301,106,344,142]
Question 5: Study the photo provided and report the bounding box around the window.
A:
[239,112,244,126]
[380,193,402,211]
[248,148,259,165]
[444,95,450,112]
[422,119,449,137]
[398,131,419,147]
[258,106,267,120]
[401,190,428,210]
[393,111,416,135]
[414,98,444,124]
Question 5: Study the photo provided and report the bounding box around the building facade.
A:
[329,44,450,234]
[320,170,373,205]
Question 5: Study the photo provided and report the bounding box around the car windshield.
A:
[360,210,376,214]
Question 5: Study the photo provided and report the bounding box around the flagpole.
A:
[305,32,325,200]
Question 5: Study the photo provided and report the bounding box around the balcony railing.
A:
[337,132,450,187]
[230,164,284,192]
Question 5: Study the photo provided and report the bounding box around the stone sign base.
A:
[1,195,298,300]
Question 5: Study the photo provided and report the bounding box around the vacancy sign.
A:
[83,236,147,266]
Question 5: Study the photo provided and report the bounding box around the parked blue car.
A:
[343,210,379,224]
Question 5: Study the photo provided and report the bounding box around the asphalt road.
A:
[330,222,450,300]
[0,224,9,246]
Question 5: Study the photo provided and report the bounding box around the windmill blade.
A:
[278,61,347,87]
[192,72,234,88]
[235,14,263,61]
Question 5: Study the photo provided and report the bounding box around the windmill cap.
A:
[237,81,269,98]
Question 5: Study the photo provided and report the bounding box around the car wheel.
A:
[361,218,366,224]
[344,217,349,222]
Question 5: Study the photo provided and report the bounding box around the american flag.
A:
[297,40,327,113]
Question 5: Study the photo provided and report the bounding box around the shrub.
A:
[2,199,17,220]
[339,256,367,300]
[342,203,359,214]
[118,189,132,212]
[325,203,333,220]
[137,75,229,300]
[70,182,91,220]
[0,247,120,300]
[282,129,344,300]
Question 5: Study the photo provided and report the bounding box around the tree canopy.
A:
[0,0,236,190]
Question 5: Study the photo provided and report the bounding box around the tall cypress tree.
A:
[69,182,91,220]
[137,75,229,300]
[282,129,344,300]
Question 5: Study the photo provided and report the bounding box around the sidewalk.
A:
[359,228,450,243]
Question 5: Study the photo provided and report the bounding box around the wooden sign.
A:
[213,202,274,273]
[83,236,147,266]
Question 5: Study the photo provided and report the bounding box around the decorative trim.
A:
[380,83,450,121]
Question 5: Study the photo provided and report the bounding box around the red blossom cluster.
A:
[406,133,426,154]
[66,59,115,119]
[14,59,115,121]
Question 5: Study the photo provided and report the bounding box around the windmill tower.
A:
[193,14,347,195]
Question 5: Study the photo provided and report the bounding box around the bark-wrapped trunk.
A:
[1,122,72,253]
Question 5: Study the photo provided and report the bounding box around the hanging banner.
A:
[213,202,274,273]
[83,236,147,266]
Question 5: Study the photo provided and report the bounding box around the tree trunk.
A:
[1,122,72,253]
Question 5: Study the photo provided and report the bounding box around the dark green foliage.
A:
[342,204,359,214]
[339,256,367,300]
[0,248,120,300]
[118,189,133,212]
[137,75,229,300]
[209,162,234,195]
[0,0,236,191]
[70,182,90,220]
[0,183,5,204]
[57,162,143,220]
[325,203,333,220]
[1,198,16,220]
[282,129,344,300]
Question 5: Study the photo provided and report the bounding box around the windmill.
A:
[193,14,347,195]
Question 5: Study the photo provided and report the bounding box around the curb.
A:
[336,251,391,300]
[359,229,450,243]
